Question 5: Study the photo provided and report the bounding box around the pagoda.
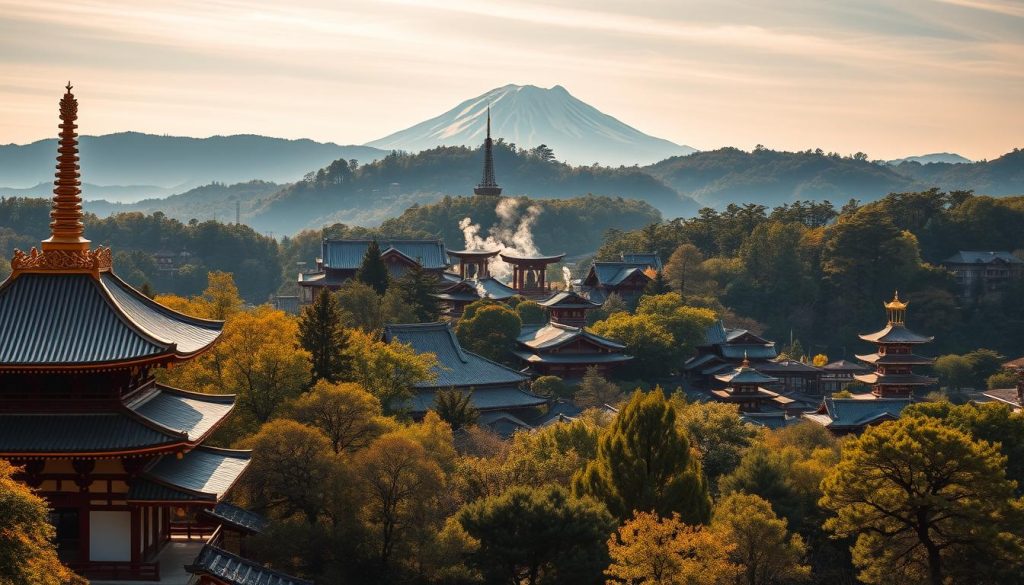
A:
[473,106,502,196]
[538,290,600,327]
[0,85,250,580]
[711,355,794,413]
[854,292,937,398]
[500,251,566,297]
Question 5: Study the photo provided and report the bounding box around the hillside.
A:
[249,143,695,234]
[890,149,1024,195]
[85,180,284,224]
[0,132,385,197]
[367,84,695,166]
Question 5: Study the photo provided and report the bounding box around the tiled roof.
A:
[859,323,934,344]
[201,502,269,534]
[538,290,600,309]
[715,365,779,385]
[756,359,820,373]
[322,239,448,270]
[741,412,797,429]
[188,544,313,585]
[512,350,633,364]
[588,263,648,287]
[128,478,210,502]
[517,322,626,351]
[477,411,534,438]
[853,372,937,386]
[621,252,663,271]
[0,272,221,367]
[144,447,251,501]
[944,251,1023,264]
[128,385,235,442]
[806,397,912,429]
[0,413,184,455]
[822,359,872,372]
[720,345,778,359]
[383,322,527,389]
[855,352,934,366]
[405,386,547,414]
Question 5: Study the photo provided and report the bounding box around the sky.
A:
[1,0,1022,160]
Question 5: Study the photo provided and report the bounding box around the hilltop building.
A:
[0,84,292,582]
[853,292,936,398]
[943,250,1024,298]
[298,239,449,303]
[579,252,661,303]
[473,106,502,197]
[514,322,632,377]
[382,323,546,432]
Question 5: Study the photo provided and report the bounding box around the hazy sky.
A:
[1,0,1021,160]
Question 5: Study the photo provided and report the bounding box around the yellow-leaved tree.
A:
[345,329,436,415]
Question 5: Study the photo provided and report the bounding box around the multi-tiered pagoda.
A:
[854,292,937,398]
[0,85,253,581]
[711,355,794,413]
[473,107,502,197]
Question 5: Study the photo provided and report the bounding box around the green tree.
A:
[820,416,1024,585]
[515,300,547,324]
[394,263,441,323]
[289,380,386,454]
[298,288,351,383]
[589,312,676,378]
[664,243,708,297]
[0,461,85,585]
[458,485,615,585]
[574,366,623,408]
[711,493,810,585]
[345,329,437,415]
[532,375,570,398]
[335,280,384,332]
[964,348,1005,387]
[357,239,389,295]
[988,370,1018,390]
[455,304,522,364]
[636,292,717,360]
[673,398,755,491]
[933,354,974,390]
[575,389,711,523]
[381,286,417,325]
[433,389,479,430]
[586,292,628,325]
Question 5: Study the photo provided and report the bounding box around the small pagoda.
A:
[449,248,500,280]
[539,290,600,327]
[0,84,254,581]
[854,292,937,398]
[473,106,502,196]
[711,355,794,413]
[500,251,566,297]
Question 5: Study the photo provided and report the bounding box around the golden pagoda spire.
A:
[741,351,750,368]
[885,290,908,325]
[42,82,90,251]
[9,83,110,278]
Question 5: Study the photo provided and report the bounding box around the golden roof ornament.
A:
[885,290,908,325]
[9,83,111,277]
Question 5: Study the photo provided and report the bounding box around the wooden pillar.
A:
[131,506,141,563]
[539,265,546,290]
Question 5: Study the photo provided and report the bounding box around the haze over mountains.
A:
[367,84,695,166]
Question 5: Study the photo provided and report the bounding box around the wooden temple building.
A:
[538,290,601,327]
[710,356,794,413]
[500,251,566,297]
[514,323,633,378]
[436,249,518,318]
[298,239,449,303]
[578,252,660,303]
[0,84,303,583]
[853,292,937,398]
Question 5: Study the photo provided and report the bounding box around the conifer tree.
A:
[644,270,671,296]
[395,263,441,322]
[298,288,351,383]
[357,239,389,295]
[575,388,711,523]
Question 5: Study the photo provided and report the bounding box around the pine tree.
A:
[574,388,711,523]
[357,239,389,295]
[644,270,671,296]
[433,389,479,430]
[298,288,351,383]
[395,263,441,322]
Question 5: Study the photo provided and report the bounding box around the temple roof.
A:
[137,447,250,502]
[538,290,601,309]
[405,386,547,414]
[944,250,1024,265]
[585,263,650,288]
[0,412,187,457]
[715,363,779,385]
[0,272,221,369]
[853,372,938,386]
[803,397,912,430]
[755,359,821,374]
[201,502,269,534]
[710,387,794,405]
[511,350,634,365]
[321,239,449,271]
[188,544,313,585]
[822,359,873,372]
[621,252,663,271]
[855,352,935,366]
[437,277,518,301]
[499,252,566,264]
[127,385,235,442]
[517,322,626,351]
[858,323,933,344]
[383,322,528,389]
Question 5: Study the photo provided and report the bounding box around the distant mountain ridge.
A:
[367,84,695,166]
[0,132,385,200]
[886,153,972,165]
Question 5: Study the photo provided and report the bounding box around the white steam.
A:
[562,266,572,290]
[460,198,544,281]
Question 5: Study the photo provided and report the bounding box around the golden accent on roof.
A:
[884,291,908,311]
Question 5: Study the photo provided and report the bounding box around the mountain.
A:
[0,182,176,203]
[366,84,695,166]
[0,132,386,199]
[248,144,697,234]
[889,149,1024,195]
[84,180,284,223]
[886,153,972,165]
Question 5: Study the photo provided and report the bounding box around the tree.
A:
[589,312,676,378]
[574,366,623,408]
[355,434,444,573]
[458,485,615,585]
[820,416,1024,585]
[586,292,628,325]
[455,304,522,364]
[381,286,417,325]
[988,370,1018,389]
[673,398,755,490]
[394,263,440,323]
[298,288,351,383]
[515,300,547,324]
[201,270,245,319]
[357,239,389,295]
[933,354,974,391]
[606,511,740,585]
[237,420,336,523]
[644,270,672,295]
[433,389,479,430]
[532,375,570,398]
[636,292,717,360]
[664,243,707,297]
[710,493,810,585]
[575,389,711,523]
[289,380,386,454]
[964,348,1005,387]
[0,461,85,585]
[335,281,384,332]
[345,329,437,414]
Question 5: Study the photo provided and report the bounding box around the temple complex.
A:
[0,84,279,582]
[436,249,517,318]
[473,107,502,197]
[853,292,936,398]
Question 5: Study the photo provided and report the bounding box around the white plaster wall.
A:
[89,510,131,561]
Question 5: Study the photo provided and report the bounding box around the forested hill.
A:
[85,180,283,224]
[645,147,1024,209]
[248,143,694,234]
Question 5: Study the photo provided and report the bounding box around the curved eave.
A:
[854,373,938,385]
[448,249,501,258]
[855,353,935,366]
[499,252,566,264]
[857,324,934,344]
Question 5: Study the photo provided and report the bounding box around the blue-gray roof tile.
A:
[322,239,448,270]
[188,544,313,585]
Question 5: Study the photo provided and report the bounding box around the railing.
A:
[70,561,160,581]
[170,520,218,540]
